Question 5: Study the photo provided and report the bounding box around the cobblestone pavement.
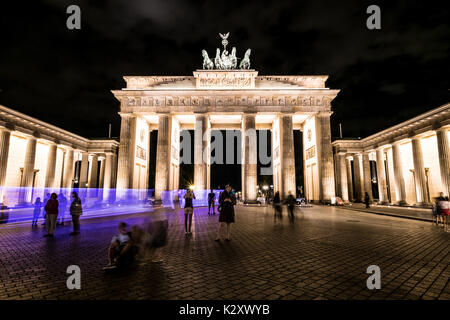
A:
[0,204,449,300]
[341,203,433,221]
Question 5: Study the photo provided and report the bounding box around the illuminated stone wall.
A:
[0,104,119,205]
[333,103,450,206]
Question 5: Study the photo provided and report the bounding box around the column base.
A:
[397,200,408,206]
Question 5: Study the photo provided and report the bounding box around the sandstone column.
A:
[392,141,407,205]
[155,114,170,200]
[346,156,354,202]
[281,115,296,199]
[194,114,208,191]
[436,127,450,197]
[102,152,114,199]
[88,154,99,188]
[362,152,373,203]
[63,148,74,189]
[44,142,57,188]
[79,152,89,188]
[352,153,364,202]
[0,128,11,196]
[20,136,37,203]
[103,153,114,188]
[98,157,105,188]
[111,153,118,189]
[376,146,389,204]
[242,114,258,202]
[338,153,349,202]
[116,113,135,190]
[315,113,335,203]
[411,136,429,205]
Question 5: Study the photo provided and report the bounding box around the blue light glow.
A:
[0,187,223,225]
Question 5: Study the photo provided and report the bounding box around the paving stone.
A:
[0,204,448,300]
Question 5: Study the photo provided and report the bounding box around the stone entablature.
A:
[113,91,338,113]
[193,70,258,89]
[257,76,328,88]
[123,74,329,89]
[333,103,450,152]
[0,104,118,153]
[123,76,194,89]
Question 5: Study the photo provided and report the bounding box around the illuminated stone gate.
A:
[112,69,339,203]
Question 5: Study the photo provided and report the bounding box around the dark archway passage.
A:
[210,130,242,190]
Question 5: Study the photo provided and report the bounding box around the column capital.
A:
[0,126,12,133]
[61,145,74,151]
[316,111,333,117]
[118,112,135,119]
[45,140,57,146]
[435,125,450,133]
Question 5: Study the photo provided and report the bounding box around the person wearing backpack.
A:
[69,191,82,235]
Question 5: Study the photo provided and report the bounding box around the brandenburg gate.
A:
[112,35,339,203]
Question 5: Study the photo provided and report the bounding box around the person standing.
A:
[208,189,216,215]
[215,185,236,242]
[285,191,296,224]
[184,189,196,235]
[32,197,43,226]
[69,191,82,235]
[41,193,50,226]
[44,193,58,237]
[364,192,370,209]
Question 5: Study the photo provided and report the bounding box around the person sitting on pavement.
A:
[103,222,134,269]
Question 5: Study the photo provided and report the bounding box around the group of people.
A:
[183,185,236,241]
[32,192,83,237]
[434,192,450,231]
[272,191,297,223]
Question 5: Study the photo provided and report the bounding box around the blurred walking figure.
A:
[148,217,168,262]
[32,197,43,226]
[41,193,50,225]
[215,185,236,242]
[285,191,296,224]
[273,192,282,223]
[44,193,58,237]
[132,213,169,264]
[184,189,196,235]
[364,192,370,209]
[69,192,82,235]
[208,189,216,215]
[57,193,67,225]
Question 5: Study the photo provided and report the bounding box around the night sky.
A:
[0,0,449,139]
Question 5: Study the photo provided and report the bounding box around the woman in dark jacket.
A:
[44,193,59,237]
[215,185,236,242]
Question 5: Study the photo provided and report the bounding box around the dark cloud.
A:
[0,0,449,138]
